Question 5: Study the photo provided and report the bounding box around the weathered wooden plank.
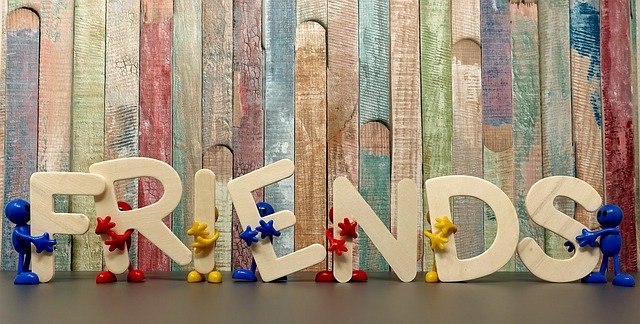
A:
[358,0,390,271]
[202,0,233,270]
[232,0,264,270]
[2,9,39,270]
[203,147,233,271]
[420,0,452,272]
[451,0,484,260]
[297,0,327,26]
[264,0,295,257]
[481,0,515,271]
[294,21,327,272]
[359,122,390,271]
[538,0,575,259]
[140,0,171,271]
[328,0,359,269]
[601,0,637,271]
[0,0,8,263]
[173,0,202,271]
[390,0,422,271]
[634,0,640,271]
[511,2,543,272]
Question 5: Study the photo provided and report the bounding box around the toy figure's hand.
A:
[105,233,129,251]
[256,219,281,239]
[187,221,210,238]
[32,232,56,253]
[338,218,358,239]
[424,230,448,251]
[95,216,116,235]
[327,236,348,256]
[576,229,598,247]
[192,229,219,254]
[240,226,259,247]
[434,216,457,237]
[564,241,575,252]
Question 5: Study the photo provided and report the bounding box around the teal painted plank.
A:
[264,0,295,257]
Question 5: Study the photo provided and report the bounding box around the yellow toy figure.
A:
[186,209,222,283]
[423,214,457,283]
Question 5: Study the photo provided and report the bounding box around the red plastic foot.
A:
[350,270,368,282]
[96,271,117,284]
[127,269,145,283]
[315,270,336,282]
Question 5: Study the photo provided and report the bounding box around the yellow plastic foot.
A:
[187,270,205,283]
[425,271,439,283]
[207,271,223,283]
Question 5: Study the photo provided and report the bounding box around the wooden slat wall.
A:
[0,0,6,261]
[1,0,639,272]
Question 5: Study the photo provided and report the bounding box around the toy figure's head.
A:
[596,204,623,228]
[5,199,30,226]
[257,202,275,217]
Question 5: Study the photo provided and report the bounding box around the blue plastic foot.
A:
[14,271,40,285]
[612,274,635,287]
[232,269,257,282]
[582,272,607,284]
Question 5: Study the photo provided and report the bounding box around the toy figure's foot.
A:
[14,272,39,285]
[187,270,205,283]
[350,270,368,282]
[612,274,635,287]
[425,271,439,283]
[582,272,607,284]
[207,271,223,283]
[232,269,257,282]
[96,271,117,284]
[127,269,145,283]
[315,270,336,282]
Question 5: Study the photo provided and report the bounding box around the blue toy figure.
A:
[4,199,56,284]
[576,204,635,287]
[232,202,285,282]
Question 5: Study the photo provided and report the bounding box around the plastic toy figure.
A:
[186,207,222,283]
[233,202,286,282]
[5,199,56,285]
[423,213,457,283]
[576,204,635,287]
[315,208,368,282]
[94,201,145,284]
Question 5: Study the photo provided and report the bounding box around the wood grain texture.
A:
[538,0,575,259]
[297,0,327,26]
[202,0,233,270]
[511,2,543,272]
[203,146,233,271]
[2,9,39,270]
[420,0,452,272]
[173,0,202,271]
[570,0,603,231]
[359,122,391,271]
[481,0,515,270]
[294,21,327,271]
[601,0,637,271]
[140,0,171,271]
[635,0,640,271]
[359,0,390,271]
[328,0,359,269]
[71,0,104,271]
[390,0,422,271]
[0,0,6,262]
[264,0,295,257]
[232,0,264,270]
[451,0,484,260]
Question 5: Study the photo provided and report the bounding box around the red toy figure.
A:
[315,208,368,282]
[94,201,145,283]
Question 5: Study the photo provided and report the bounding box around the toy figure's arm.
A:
[14,231,56,253]
[576,228,620,247]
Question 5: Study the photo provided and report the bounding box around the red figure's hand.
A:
[338,218,358,239]
[95,216,116,235]
[327,236,348,256]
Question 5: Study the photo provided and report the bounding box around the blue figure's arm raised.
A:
[14,231,56,253]
[576,228,620,247]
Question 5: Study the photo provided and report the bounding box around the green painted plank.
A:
[420,0,452,272]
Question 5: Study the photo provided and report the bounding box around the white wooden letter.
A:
[425,175,519,281]
[90,157,191,273]
[30,172,106,282]
[333,177,418,282]
[517,176,601,282]
[193,169,217,273]
[227,159,326,282]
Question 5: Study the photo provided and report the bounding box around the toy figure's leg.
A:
[126,262,145,282]
[425,257,439,283]
[14,252,40,285]
[96,270,118,284]
[351,269,368,282]
[232,259,258,281]
[611,255,636,287]
[207,268,223,283]
[582,257,608,284]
